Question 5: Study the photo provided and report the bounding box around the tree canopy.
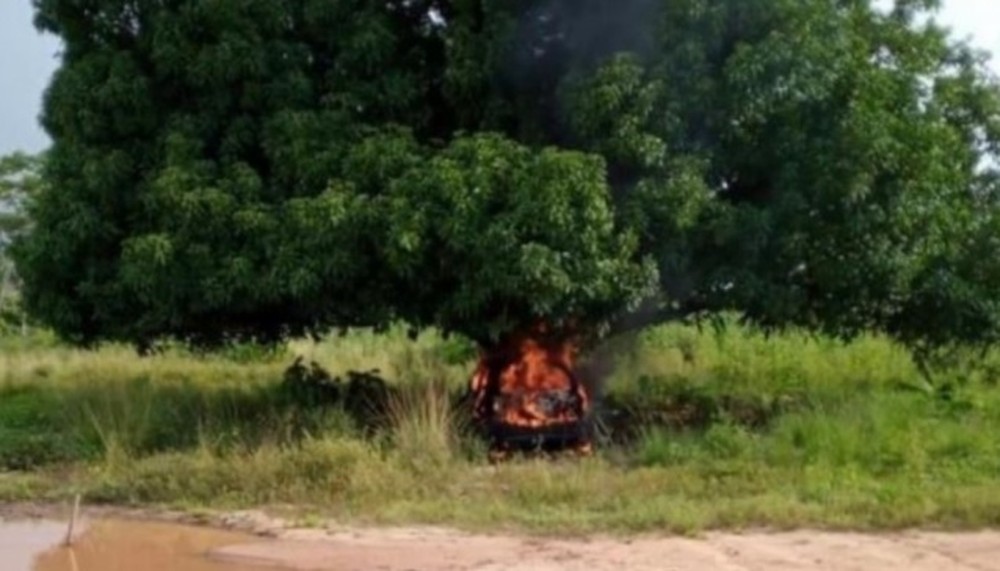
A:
[15,0,1000,350]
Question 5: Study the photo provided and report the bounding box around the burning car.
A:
[468,322,594,461]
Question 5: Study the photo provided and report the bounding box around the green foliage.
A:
[0,153,41,246]
[382,134,654,341]
[0,386,84,469]
[0,152,42,335]
[16,0,1000,349]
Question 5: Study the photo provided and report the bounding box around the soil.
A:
[3,503,1000,571]
[214,525,1000,571]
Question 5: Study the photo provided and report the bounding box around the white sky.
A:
[1,0,998,155]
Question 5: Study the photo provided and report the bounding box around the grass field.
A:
[3,321,1000,534]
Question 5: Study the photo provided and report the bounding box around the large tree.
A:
[15,0,1000,352]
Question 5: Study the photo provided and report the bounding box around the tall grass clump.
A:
[385,379,467,470]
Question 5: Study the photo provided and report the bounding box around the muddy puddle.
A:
[0,519,272,571]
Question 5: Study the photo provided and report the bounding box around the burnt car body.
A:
[471,370,594,458]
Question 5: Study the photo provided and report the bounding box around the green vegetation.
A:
[4,322,1000,533]
[7,0,1000,536]
[0,152,41,335]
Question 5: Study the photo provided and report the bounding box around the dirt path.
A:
[213,526,1000,571]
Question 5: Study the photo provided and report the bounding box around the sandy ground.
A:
[212,525,1000,571]
[4,504,1000,571]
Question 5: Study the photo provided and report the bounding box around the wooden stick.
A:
[64,494,81,547]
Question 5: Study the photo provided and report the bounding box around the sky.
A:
[1,1,999,156]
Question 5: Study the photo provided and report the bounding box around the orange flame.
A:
[471,322,590,430]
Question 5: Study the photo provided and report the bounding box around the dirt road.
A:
[213,525,1000,571]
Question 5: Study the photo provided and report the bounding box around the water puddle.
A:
[0,519,272,571]
[0,521,66,571]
